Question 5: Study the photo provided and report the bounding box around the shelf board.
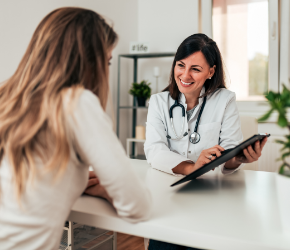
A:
[119,106,148,109]
[127,138,146,142]
[119,52,175,59]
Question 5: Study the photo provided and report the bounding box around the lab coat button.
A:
[188,128,190,131]
[188,151,191,154]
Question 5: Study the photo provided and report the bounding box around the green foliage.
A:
[258,85,290,126]
[259,84,290,177]
[129,80,152,99]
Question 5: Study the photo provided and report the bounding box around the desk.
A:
[69,160,290,250]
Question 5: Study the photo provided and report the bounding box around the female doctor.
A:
[144,34,267,250]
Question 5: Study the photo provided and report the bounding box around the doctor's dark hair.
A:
[164,33,226,100]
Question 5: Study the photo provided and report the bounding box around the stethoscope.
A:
[166,96,207,144]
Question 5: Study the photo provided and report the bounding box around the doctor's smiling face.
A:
[174,51,216,98]
[165,34,226,104]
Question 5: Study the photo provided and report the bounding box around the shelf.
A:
[119,106,148,109]
[117,52,174,156]
[127,138,146,143]
[119,52,175,59]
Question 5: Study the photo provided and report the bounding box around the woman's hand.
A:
[225,137,268,169]
[84,171,112,204]
[86,171,99,188]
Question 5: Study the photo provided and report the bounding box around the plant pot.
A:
[136,97,147,107]
[276,173,290,234]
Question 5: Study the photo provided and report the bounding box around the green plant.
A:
[129,80,151,99]
[258,84,290,177]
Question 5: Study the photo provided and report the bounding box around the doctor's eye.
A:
[177,63,184,68]
[192,68,200,72]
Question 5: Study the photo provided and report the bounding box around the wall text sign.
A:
[129,42,150,54]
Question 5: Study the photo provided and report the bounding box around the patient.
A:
[0,7,151,250]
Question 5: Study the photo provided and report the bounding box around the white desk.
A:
[69,159,290,250]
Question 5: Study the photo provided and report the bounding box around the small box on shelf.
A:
[126,138,146,158]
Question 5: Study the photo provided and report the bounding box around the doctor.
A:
[144,34,267,249]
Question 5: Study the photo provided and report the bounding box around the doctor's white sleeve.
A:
[219,92,244,174]
[65,90,152,223]
[144,95,191,175]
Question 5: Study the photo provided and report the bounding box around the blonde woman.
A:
[0,7,151,250]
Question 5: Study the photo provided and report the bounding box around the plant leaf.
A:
[281,151,290,160]
[279,164,286,175]
[258,108,274,122]
[275,139,286,145]
[277,114,288,127]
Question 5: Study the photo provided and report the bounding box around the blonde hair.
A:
[0,7,117,199]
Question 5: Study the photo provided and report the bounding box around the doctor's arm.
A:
[224,137,267,169]
[144,95,193,175]
[172,144,226,174]
[219,93,267,171]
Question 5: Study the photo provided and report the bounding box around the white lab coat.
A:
[144,87,243,175]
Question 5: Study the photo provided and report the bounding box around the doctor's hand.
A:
[84,171,112,204]
[173,145,224,175]
[194,145,224,170]
[236,137,267,164]
[225,137,268,169]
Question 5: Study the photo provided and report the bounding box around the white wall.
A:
[137,0,199,94]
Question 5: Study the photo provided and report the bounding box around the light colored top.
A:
[0,89,151,250]
[144,88,243,175]
[186,106,197,121]
[69,159,290,250]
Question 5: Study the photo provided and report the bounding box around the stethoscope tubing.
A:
[170,117,187,140]
[193,97,207,133]
[167,95,207,142]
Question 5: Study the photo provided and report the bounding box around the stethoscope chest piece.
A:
[167,95,207,144]
[189,132,200,144]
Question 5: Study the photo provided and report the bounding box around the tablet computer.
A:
[171,133,270,187]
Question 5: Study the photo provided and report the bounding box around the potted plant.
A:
[258,84,290,233]
[129,80,151,107]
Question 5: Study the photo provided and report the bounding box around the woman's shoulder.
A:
[62,88,105,121]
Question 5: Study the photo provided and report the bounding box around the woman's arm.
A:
[84,171,113,203]
[65,90,151,222]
